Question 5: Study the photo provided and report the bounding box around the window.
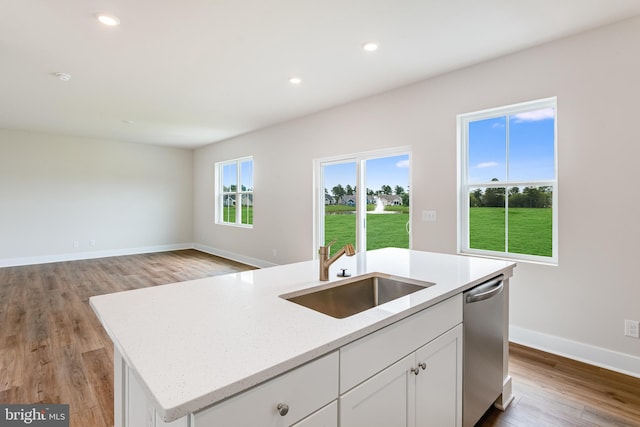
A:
[314,148,411,257]
[458,98,557,263]
[216,157,253,226]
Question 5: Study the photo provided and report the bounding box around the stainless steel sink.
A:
[282,274,433,318]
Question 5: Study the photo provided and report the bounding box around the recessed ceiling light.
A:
[362,42,379,52]
[288,77,302,85]
[96,13,120,26]
[54,72,71,82]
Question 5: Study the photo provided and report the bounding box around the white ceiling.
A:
[2,0,640,149]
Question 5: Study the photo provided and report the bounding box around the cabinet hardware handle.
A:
[419,362,426,370]
[411,367,420,376]
[277,403,289,416]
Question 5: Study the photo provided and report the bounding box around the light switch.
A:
[422,210,437,222]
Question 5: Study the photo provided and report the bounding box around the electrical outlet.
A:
[90,239,96,246]
[73,240,79,248]
[422,210,437,222]
[624,320,639,338]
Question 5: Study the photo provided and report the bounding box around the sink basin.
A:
[282,274,433,318]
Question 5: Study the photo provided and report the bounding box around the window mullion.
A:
[357,158,365,253]
[235,162,241,224]
[505,115,510,254]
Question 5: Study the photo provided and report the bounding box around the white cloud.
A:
[512,108,555,122]
[475,161,499,169]
[396,159,410,168]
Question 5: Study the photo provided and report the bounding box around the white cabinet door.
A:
[292,401,337,427]
[339,354,415,427]
[340,294,462,393]
[415,324,463,427]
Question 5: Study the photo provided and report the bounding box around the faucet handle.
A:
[319,239,338,257]
[324,239,337,248]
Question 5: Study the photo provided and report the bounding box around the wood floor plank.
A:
[53,343,98,416]
[71,405,108,427]
[81,348,114,427]
[0,334,24,392]
[26,338,60,404]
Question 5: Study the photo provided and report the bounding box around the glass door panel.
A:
[365,155,410,250]
[322,162,357,256]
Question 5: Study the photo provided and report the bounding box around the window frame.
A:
[215,156,254,227]
[457,97,558,264]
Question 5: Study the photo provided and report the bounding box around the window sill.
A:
[215,222,253,229]
[458,250,557,267]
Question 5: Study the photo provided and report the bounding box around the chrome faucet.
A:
[319,240,356,281]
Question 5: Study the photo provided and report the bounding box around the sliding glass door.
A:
[316,148,410,257]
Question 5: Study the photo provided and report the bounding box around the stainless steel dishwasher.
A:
[463,276,504,427]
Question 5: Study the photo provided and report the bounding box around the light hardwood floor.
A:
[1,250,639,427]
[479,343,640,427]
[0,250,254,427]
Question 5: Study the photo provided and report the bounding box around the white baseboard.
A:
[193,243,277,269]
[510,325,640,378]
[0,243,194,268]
[0,242,276,269]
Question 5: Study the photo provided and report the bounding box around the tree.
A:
[394,185,405,195]
[470,189,483,207]
[345,184,354,195]
[482,178,505,207]
[381,185,392,195]
[508,186,552,208]
[332,184,346,204]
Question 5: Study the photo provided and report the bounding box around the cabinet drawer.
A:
[340,294,462,393]
[192,351,339,427]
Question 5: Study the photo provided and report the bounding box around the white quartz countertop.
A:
[89,248,515,422]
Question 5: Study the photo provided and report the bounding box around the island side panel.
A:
[115,347,189,427]
[495,277,513,410]
[114,348,125,427]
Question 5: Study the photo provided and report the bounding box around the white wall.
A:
[0,129,194,265]
[194,17,640,375]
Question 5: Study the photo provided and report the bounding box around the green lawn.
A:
[222,206,253,225]
[469,207,552,257]
[323,206,552,257]
[324,209,409,253]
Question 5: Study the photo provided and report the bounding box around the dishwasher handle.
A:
[465,277,503,304]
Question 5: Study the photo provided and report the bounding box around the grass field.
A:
[222,207,253,225]
[324,206,552,257]
[469,207,552,257]
[324,206,409,253]
[225,205,551,258]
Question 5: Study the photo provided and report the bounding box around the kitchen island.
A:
[90,248,515,426]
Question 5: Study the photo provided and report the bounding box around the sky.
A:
[222,159,253,190]
[468,107,555,183]
[323,106,554,195]
[323,154,410,194]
